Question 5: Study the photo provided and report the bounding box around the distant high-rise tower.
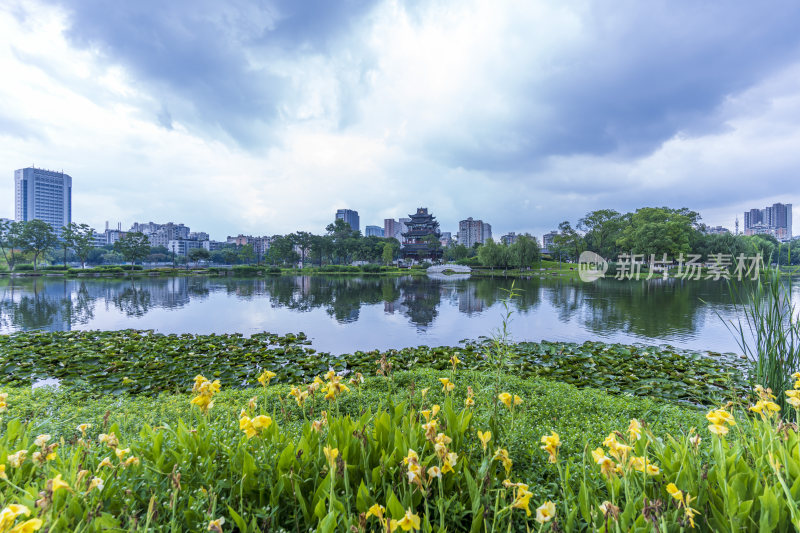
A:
[743,202,792,240]
[365,225,384,237]
[14,167,72,228]
[335,209,360,233]
[457,217,492,247]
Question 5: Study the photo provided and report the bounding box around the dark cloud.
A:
[44,0,380,146]
[424,1,800,171]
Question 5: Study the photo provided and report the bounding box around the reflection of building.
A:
[401,208,443,260]
[365,225,384,237]
[458,218,492,247]
[744,203,793,240]
[458,284,485,315]
[14,167,72,229]
[335,209,360,233]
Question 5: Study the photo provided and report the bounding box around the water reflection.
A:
[0,274,791,352]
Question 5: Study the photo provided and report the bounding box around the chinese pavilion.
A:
[401,208,443,260]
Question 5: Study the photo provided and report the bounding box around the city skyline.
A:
[6,180,798,244]
[2,1,800,238]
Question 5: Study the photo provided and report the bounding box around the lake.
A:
[1,274,797,354]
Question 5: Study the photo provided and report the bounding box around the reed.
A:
[725,250,800,409]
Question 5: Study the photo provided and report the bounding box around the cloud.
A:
[1,0,799,240]
[37,0,382,147]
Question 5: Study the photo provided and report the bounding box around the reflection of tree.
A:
[112,283,153,317]
[60,281,95,325]
[395,277,441,327]
[542,277,735,339]
[0,279,67,331]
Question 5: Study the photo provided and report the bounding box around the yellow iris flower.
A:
[88,477,104,492]
[477,430,492,451]
[498,392,512,408]
[449,354,460,369]
[207,517,225,533]
[750,400,780,416]
[628,419,642,441]
[257,370,277,386]
[7,518,43,533]
[0,505,30,531]
[540,432,561,464]
[510,485,533,516]
[390,509,421,532]
[323,446,339,467]
[535,501,556,524]
[439,378,455,394]
[591,448,616,478]
[493,448,513,474]
[50,474,71,492]
[441,452,458,474]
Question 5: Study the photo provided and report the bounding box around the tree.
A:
[19,220,58,270]
[477,238,504,270]
[266,235,299,266]
[382,242,395,265]
[238,244,255,264]
[290,231,314,266]
[114,232,151,268]
[578,209,624,258]
[0,219,24,271]
[552,221,585,262]
[616,207,701,259]
[60,224,77,265]
[509,234,540,269]
[188,247,211,267]
[310,235,333,266]
[71,224,97,269]
[326,220,360,264]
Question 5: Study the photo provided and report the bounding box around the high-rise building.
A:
[365,225,384,237]
[743,203,792,240]
[457,218,492,247]
[542,231,559,253]
[14,167,72,229]
[500,232,519,245]
[384,219,398,240]
[335,209,360,233]
[384,217,410,241]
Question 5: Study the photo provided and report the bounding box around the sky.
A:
[1,0,799,241]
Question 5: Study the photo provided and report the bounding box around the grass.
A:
[2,369,705,500]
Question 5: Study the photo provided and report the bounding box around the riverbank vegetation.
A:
[0,330,746,405]
[3,362,800,531]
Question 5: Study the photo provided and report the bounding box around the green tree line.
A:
[545,206,798,264]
